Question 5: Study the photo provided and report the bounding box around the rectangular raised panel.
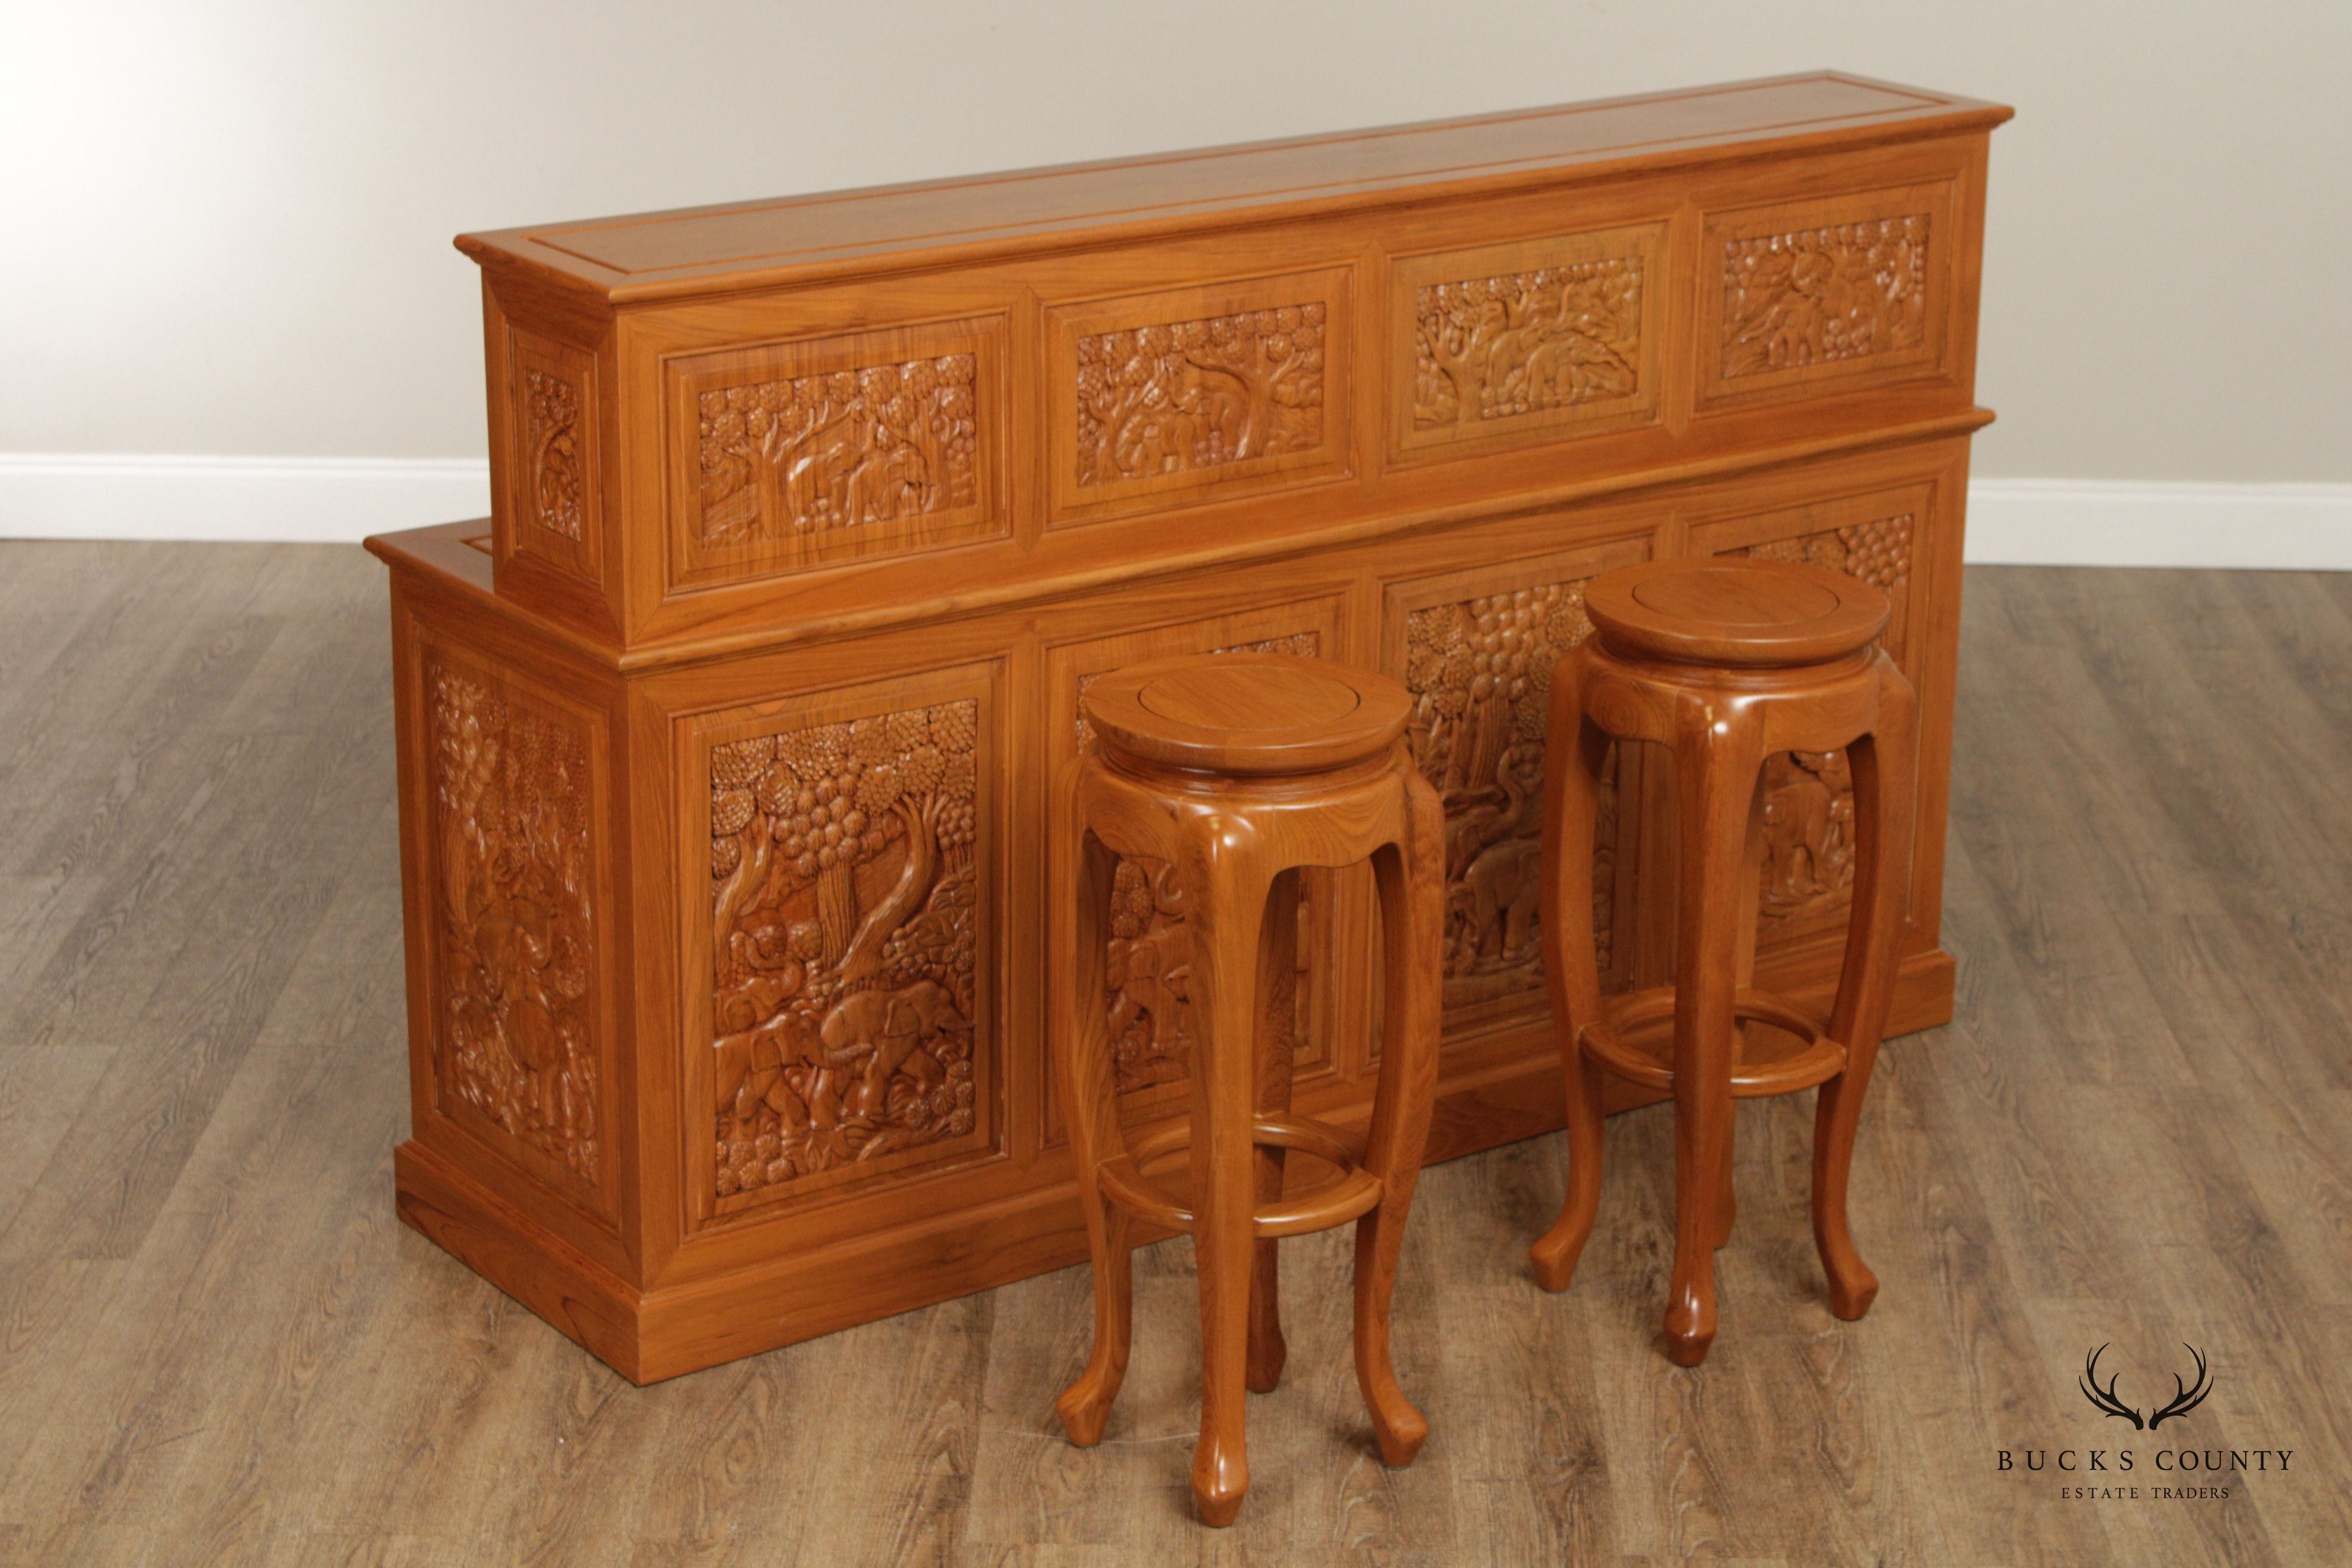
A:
[419,642,612,1214]
[1700,182,1954,407]
[1382,537,1649,1041]
[1390,221,1667,462]
[507,331,602,582]
[1044,597,1347,1132]
[1046,269,1352,524]
[693,664,1002,1222]
[1693,485,1930,946]
[666,316,1007,590]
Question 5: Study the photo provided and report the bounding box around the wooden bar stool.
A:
[1530,558,1917,1366]
[1048,653,1445,1527]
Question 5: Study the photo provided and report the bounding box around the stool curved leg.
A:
[1180,817,1276,1527]
[1663,701,1765,1367]
[1050,804,1134,1448]
[1247,870,1301,1395]
[1813,668,1917,1322]
[1355,768,1445,1468]
[1716,781,1768,1252]
[1714,1117,1737,1252]
[1531,671,1615,1293]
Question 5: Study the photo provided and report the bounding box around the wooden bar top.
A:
[458,72,2007,303]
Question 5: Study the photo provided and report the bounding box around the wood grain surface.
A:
[458,74,2004,304]
[3,542,2348,1565]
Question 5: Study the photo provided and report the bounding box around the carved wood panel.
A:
[1047,269,1353,523]
[1722,218,1928,378]
[423,648,606,1201]
[1076,309,1324,487]
[506,331,601,581]
[1701,183,1952,407]
[1739,512,1913,939]
[1389,222,1666,460]
[1709,501,1920,943]
[1044,598,1345,1132]
[667,316,1007,589]
[700,671,999,1215]
[1384,540,1648,1039]
[1076,632,1323,1102]
[523,370,584,540]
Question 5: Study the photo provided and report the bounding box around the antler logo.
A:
[2079,1343,2213,1430]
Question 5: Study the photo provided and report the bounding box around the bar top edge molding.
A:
[455,71,2013,305]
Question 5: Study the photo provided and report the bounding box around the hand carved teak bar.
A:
[365,72,2008,1382]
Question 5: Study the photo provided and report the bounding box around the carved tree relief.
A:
[1737,513,1914,935]
[1074,303,1325,487]
[1413,255,1644,430]
[427,659,600,1182]
[1720,214,1930,380]
[1402,583,1616,1015]
[709,700,983,1201]
[523,368,584,541]
[1076,634,1319,1096]
[695,355,980,546]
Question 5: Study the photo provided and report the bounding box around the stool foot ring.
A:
[1097,1116,1386,1239]
[1580,986,1844,1097]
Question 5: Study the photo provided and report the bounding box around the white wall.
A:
[4,1,2348,553]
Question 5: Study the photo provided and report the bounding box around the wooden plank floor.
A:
[1,544,2347,1566]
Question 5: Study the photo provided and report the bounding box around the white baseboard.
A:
[1964,478,2352,569]
[0,454,491,544]
[2,456,2347,570]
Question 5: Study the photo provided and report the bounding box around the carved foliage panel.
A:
[1714,500,1921,942]
[1073,631,1325,1105]
[701,670,999,1215]
[1386,542,1647,1038]
[1048,269,1352,522]
[668,316,1007,589]
[422,646,607,1204]
[1391,221,1666,459]
[507,331,600,579]
[1703,183,1951,404]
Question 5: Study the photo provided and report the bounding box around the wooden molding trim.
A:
[397,945,1953,1383]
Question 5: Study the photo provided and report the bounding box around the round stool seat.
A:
[1080,653,1412,776]
[1585,558,1889,667]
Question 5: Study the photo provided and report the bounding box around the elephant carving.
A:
[820,978,971,1123]
[1451,832,1543,972]
[714,1010,832,1144]
[1760,750,1856,921]
[1107,922,1191,1073]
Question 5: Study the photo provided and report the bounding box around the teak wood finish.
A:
[1051,654,1442,1525]
[364,71,2008,1381]
[1531,558,1917,1366]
